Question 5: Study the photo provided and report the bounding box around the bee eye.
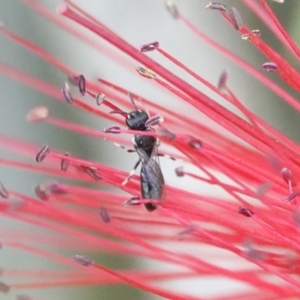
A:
[127,114,131,119]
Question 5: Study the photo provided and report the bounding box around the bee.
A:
[110,93,164,211]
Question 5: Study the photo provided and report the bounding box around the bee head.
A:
[126,110,149,130]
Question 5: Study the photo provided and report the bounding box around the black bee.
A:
[111,93,164,211]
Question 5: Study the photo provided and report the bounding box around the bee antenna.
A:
[128,92,138,111]
[139,96,150,117]
[109,110,128,116]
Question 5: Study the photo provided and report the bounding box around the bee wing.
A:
[153,139,161,167]
[135,147,149,163]
[136,148,164,186]
[145,158,164,186]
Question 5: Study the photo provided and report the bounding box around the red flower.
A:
[1,1,300,299]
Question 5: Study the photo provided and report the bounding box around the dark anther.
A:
[285,191,300,202]
[238,207,254,217]
[85,166,101,180]
[140,41,159,52]
[218,70,228,91]
[78,74,86,96]
[262,62,278,72]
[228,7,243,30]
[34,185,49,201]
[35,181,67,201]
[99,206,110,223]
[281,167,297,187]
[61,152,70,171]
[62,82,73,103]
[281,167,292,183]
[175,166,184,177]
[36,145,49,163]
[123,196,142,206]
[48,181,68,194]
[0,182,9,199]
[103,126,121,134]
[96,93,105,106]
[144,202,157,212]
[205,2,227,12]
[72,254,94,266]
[188,139,202,149]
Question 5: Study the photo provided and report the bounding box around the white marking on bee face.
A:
[132,137,137,146]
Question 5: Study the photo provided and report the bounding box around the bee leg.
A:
[157,153,178,161]
[122,159,141,186]
[113,143,136,153]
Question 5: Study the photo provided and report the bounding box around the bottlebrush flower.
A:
[1,0,300,299]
